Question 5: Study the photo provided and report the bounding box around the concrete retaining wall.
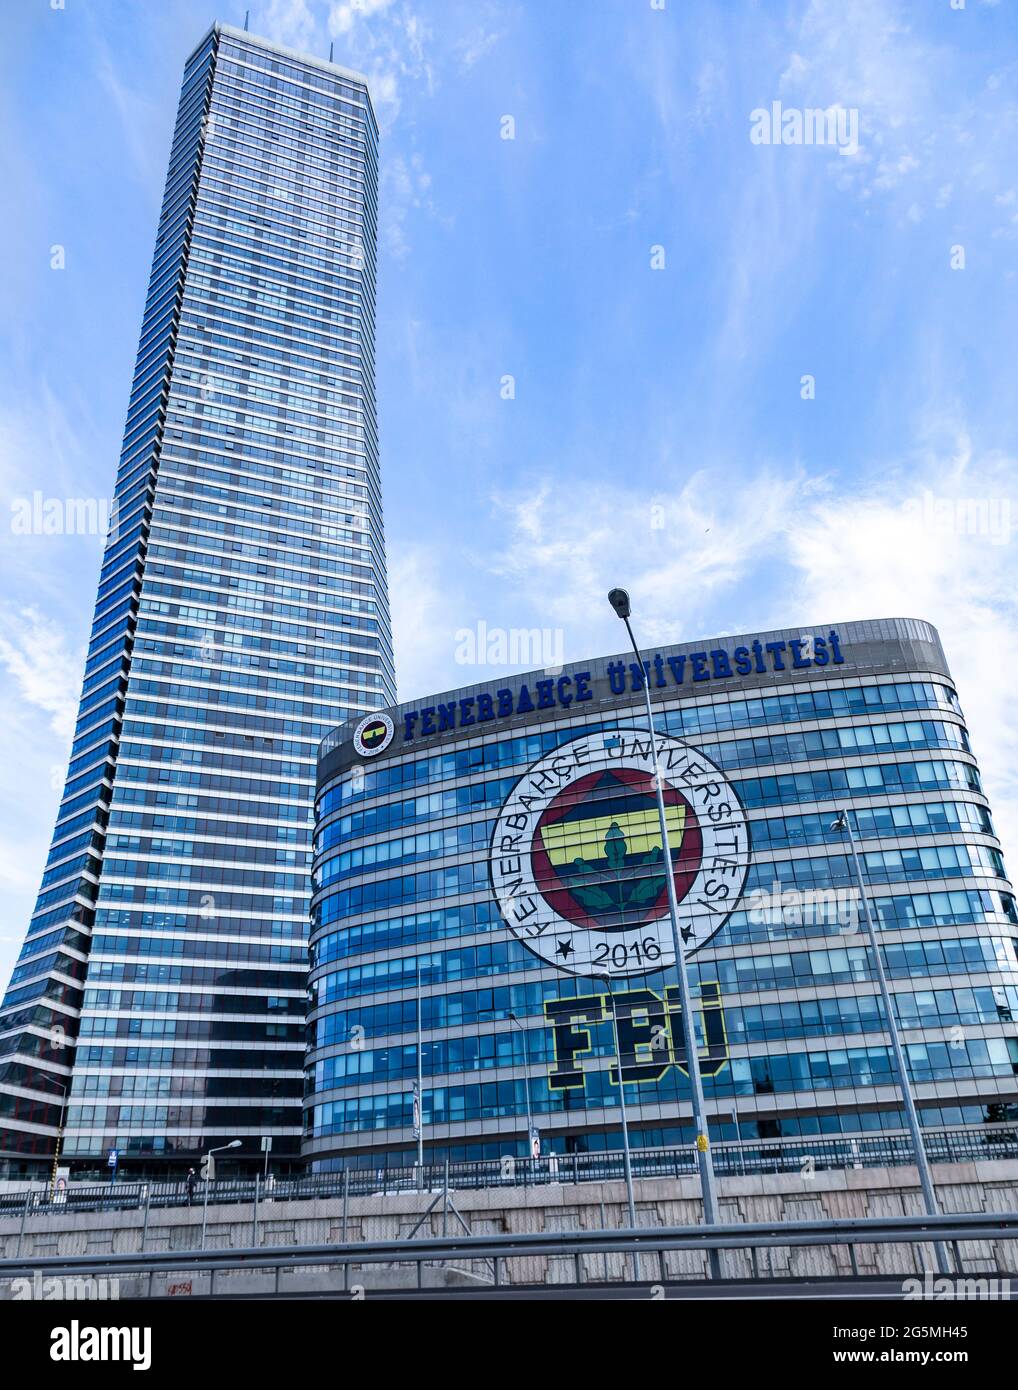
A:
[2,1159,1017,1294]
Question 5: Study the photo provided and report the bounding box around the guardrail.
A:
[1,1211,1017,1296]
[2,1125,1015,1221]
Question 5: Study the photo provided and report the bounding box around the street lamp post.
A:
[200,1139,242,1251]
[508,1011,537,1157]
[608,590,722,1250]
[415,958,425,1172]
[597,975,642,1280]
[477,1008,538,1163]
[831,807,950,1274]
[596,978,637,1230]
[49,1080,70,1199]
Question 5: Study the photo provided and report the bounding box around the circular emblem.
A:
[489,729,750,978]
[352,712,394,758]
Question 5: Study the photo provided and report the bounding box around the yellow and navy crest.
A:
[352,711,394,757]
[490,728,749,979]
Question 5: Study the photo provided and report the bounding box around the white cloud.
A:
[0,608,82,990]
[780,0,930,112]
[381,152,442,258]
[325,0,433,128]
[426,429,1018,867]
[457,27,504,71]
[260,0,320,53]
[330,0,397,36]
[0,606,82,743]
[482,467,810,660]
[786,432,1018,866]
[778,0,1015,219]
[388,543,460,702]
[0,379,95,509]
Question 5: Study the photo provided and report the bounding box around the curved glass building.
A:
[305,618,1018,1170]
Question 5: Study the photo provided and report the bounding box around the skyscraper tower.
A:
[0,23,394,1177]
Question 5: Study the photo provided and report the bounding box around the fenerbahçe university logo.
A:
[353,711,394,757]
[489,729,750,979]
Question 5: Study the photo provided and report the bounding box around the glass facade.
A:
[306,619,1018,1168]
[0,24,393,1177]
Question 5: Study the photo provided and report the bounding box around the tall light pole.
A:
[508,1011,537,1156]
[48,1079,70,1199]
[200,1139,241,1251]
[596,978,638,1227]
[831,808,949,1274]
[608,589,721,1246]
[415,958,424,1171]
[478,1008,538,1161]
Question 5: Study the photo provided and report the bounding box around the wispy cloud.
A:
[388,542,457,702]
[330,0,398,36]
[778,0,1018,222]
[84,27,158,187]
[0,608,78,989]
[325,0,436,127]
[443,422,1018,860]
[260,0,320,53]
[381,151,443,258]
[484,467,808,652]
[0,603,82,985]
[787,424,1018,861]
[457,26,504,71]
[0,606,82,743]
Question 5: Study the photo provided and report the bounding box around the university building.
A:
[305,618,1018,1169]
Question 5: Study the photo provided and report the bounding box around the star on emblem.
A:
[555,938,574,959]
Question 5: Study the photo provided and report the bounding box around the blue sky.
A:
[1,0,1016,986]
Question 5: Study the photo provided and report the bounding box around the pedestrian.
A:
[185,1167,197,1206]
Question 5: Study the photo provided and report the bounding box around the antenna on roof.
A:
[329,41,334,62]
[244,9,250,31]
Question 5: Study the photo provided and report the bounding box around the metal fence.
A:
[2,1124,1015,1221]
